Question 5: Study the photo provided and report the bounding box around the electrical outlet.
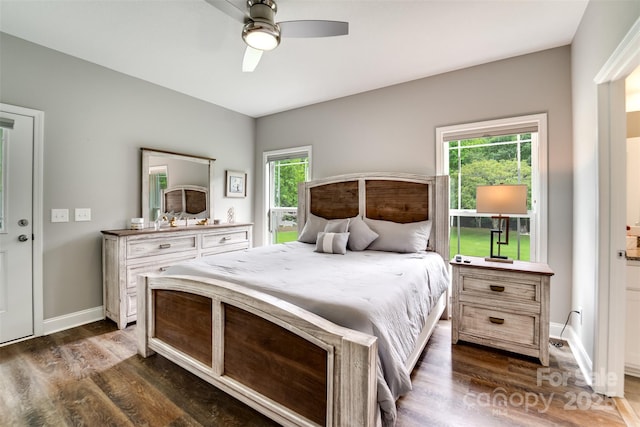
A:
[51,208,69,223]
[75,208,91,222]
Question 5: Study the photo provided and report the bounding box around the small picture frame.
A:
[225,170,246,198]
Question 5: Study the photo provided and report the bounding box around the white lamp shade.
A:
[476,184,528,215]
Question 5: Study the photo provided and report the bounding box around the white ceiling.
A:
[0,0,589,118]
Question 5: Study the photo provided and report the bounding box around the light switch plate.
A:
[51,208,69,223]
[75,208,91,222]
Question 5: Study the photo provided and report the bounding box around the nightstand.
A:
[451,256,554,365]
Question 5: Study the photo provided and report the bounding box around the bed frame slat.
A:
[153,290,213,367]
[364,180,429,223]
[224,304,328,425]
[310,181,359,219]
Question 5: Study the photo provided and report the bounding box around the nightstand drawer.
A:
[127,235,197,259]
[461,273,538,303]
[460,305,537,346]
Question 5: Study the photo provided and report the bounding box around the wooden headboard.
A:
[298,173,450,260]
[162,184,209,216]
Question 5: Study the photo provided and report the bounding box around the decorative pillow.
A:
[347,216,379,251]
[325,218,350,233]
[315,232,350,255]
[298,213,328,243]
[364,218,432,253]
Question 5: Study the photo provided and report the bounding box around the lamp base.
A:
[485,256,514,264]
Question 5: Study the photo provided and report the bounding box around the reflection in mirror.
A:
[149,165,168,219]
[141,148,215,223]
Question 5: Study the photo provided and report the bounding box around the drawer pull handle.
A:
[490,285,505,292]
[489,317,505,325]
[159,267,169,272]
[221,236,232,241]
[159,243,171,249]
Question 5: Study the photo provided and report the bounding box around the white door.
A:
[0,111,34,344]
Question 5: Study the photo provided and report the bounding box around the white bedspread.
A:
[164,242,449,425]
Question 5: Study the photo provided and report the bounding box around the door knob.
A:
[18,234,29,242]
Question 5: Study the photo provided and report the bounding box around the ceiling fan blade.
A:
[242,46,263,72]
[279,20,348,38]
[203,0,246,23]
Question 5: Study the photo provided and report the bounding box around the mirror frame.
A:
[141,148,216,222]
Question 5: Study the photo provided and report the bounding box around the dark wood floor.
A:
[0,320,627,426]
[625,375,640,421]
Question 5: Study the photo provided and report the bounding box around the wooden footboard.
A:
[137,274,378,427]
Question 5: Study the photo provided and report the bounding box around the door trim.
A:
[593,17,640,397]
[0,103,44,339]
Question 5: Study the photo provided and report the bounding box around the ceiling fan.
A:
[205,0,349,72]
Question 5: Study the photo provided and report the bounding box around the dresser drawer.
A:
[127,235,197,259]
[126,254,197,289]
[460,272,539,303]
[202,229,250,251]
[459,304,537,346]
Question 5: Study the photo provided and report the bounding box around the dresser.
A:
[626,259,640,376]
[451,256,553,366]
[102,223,253,329]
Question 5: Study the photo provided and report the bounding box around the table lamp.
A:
[476,184,527,263]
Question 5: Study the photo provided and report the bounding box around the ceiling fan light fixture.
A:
[242,21,280,51]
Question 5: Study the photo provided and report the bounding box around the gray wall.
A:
[0,33,255,319]
[256,47,574,325]
[571,0,640,361]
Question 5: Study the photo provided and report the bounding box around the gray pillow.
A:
[298,213,328,243]
[325,218,350,233]
[347,216,379,251]
[315,232,350,254]
[364,218,432,253]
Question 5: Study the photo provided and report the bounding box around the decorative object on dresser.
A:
[476,184,528,263]
[451,255,553,366]
[101,223,252,329]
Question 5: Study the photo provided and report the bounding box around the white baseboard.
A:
[43,306,104,335]
[550,322,593,387]
[626,364,640,378]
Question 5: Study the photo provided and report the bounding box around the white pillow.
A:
[364,218,432,253]
[315,232,350,254]
[347,216,379,251]
[298,213,328,243]
[325,218,350,233]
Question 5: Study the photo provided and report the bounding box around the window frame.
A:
[436,113,548,262]
[262,145,312,245]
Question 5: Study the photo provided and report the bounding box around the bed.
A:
[137,172,450,426]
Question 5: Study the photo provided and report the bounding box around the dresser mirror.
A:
[141,148,215,223]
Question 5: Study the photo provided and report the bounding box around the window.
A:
[263,146,312,244]
[436,114,547,262]
[148,165,168,221]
